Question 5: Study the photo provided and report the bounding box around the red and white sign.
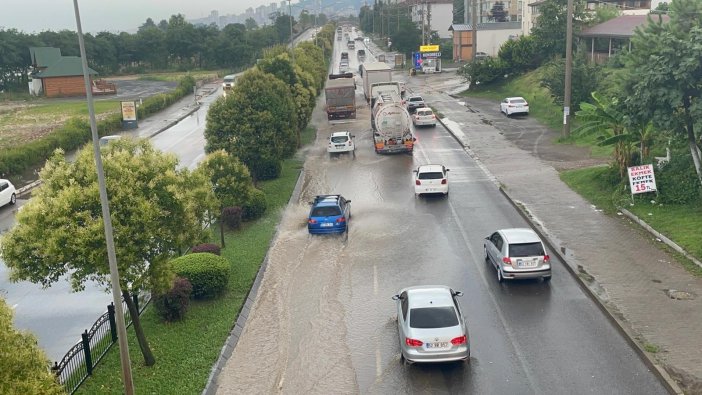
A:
[627,164,657,195]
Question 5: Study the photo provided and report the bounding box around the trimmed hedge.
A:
[191,243,221,255]
[242,189,267,221]
[153,277,193,322]
[0,76,196,178]
[170,253,230,299]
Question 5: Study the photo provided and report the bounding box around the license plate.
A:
[321,223,333,227]
[517,259,537,268]
[335,145,344,148]
[426,342,449,349]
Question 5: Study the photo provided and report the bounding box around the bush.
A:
[656,153,701,204]
[540,54,601,111]
[222,206,243,229]
[170,253,230,299]
[498,35,541,74]
[191,243,221,255]
[253,158,283,181]
[242,189,267,221]
[459,57,509,87]
[153,277,193,322]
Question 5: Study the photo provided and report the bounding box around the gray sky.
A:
[0,0,297,34]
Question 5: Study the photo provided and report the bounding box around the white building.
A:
[410,0,454,39]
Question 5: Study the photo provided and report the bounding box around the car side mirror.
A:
[446,169,450,172]
[412,170,418,173]
[351,135,356,138]
[453,291,463,297]
[413,137,417,142]
[346,200,351,203]
[391,295,400,301]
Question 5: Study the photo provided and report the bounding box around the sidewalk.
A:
[427,81,702,394]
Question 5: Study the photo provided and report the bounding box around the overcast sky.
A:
[0,0,299,34]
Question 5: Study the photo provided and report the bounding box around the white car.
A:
[222,74,236,97]
[327,131,355,154]
[500,97,529,116]
[413,108,436,127]
[413,164,449,196]
[484,228,551,282]
[0,179,17,207]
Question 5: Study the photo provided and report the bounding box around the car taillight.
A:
[405,338,423,347]
[451,335,466,345]
[441,179,447,185]
[336,217,346,223]
[544,254,550,263]
[502,257,512,265]
[308,219,317,224]
[431,115,435,119]
[348,141,352,145]
[415,180,421,185]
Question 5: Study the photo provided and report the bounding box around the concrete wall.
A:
[477,26,522,56]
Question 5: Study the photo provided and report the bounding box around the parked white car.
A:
[413,164,449,196]
[0,179,17,207]
[500,97,529,116]
[327,131,355,154]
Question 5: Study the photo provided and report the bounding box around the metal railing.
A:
[51,291,151,394]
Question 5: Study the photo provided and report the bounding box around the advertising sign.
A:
[420,45,440,52]
[121,101,138,129]
[627,164,657,195]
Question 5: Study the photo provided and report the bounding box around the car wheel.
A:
[10,193,16,205]
[497,268,504,283]
[484,246,489,262]
[543,276,552,282]
[400,353,410,366]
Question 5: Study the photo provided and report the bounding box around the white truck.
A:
[361,62,392,103]
[371,90,414,154]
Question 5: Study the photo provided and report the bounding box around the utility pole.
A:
[288,0,295,65]
[72,1,134,394]
[563,0,574,137]
[472,0,478,60]
[427,3,432,44]
[421,2,426,45]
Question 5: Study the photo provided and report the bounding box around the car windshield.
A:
[409,97,423,102]
[418,171,443,180]
[331,136,349,143]
[509,242,545,257]
[510,99,526,104]
[311,206,341,217]
[409,307,459,328]
[223,77,235,82]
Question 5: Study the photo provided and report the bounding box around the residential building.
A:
[579,13,669,63]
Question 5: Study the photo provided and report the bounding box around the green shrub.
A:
[656,153,701,204]
[254,159,282,180]
[153,277,193,322]
[191,243,221,255]
[170,253,230,299]
[498,35,541,74]
[242,189,267,221]
[459,57,509,87]
[0,298,64,395]
[222,206,243,229]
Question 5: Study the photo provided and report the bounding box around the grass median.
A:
[76,127,315,394]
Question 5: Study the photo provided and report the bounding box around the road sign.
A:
[420,45,440,52]
[627,164,657,195]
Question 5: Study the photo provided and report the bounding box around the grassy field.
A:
[560,166,702,277]
[137,71,223,82]
[76,151,306,394]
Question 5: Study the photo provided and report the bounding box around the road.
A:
[214,28,667,394]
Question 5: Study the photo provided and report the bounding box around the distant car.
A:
[340,51,349,60]
[354,36,363,41]
[99,135,122,146]
[413,164,449,196]
[392,285,470,365]
[413,108,437,127]
[327,131,355,154]
[307,195,351,234]
[484,228,551,282]
[222,74,236,96]
[406,95,426,113]
[474,52,490,61]
[0,179,17,207]
[500,97,529,116]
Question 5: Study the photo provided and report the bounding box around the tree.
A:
[0,139,217,366]
[620,0,702,188]
[389,17,422,56]
[490,1,510,22]
[204,68,297,180]
[0,298,64,395]
[245,17,258,30]
[530,0,587,59]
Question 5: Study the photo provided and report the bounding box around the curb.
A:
[435,115,684,395]
[202,167,307,395]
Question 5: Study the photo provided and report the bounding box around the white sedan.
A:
[413,164,449,196]
[0,179,17,207]
[500,97,529,116]
[413,108,437,127]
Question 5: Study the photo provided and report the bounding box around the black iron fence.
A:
[51,292,151,394]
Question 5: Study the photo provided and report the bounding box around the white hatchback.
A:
[0,179,17,207]
[500,97,529,116]
[413,164,449,196]
[327,131,355,154]
[413,108,436,127]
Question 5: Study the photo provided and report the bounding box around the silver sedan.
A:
[392,285,470,364]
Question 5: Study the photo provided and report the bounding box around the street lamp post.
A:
[288,0,295,65]
[72,1,134,394]
[563,0,574,137]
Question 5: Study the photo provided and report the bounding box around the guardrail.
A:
[51,291,151,394]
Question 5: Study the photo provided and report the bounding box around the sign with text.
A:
[627,164,657,195]
[121,101,138,129]
[420,45,440,52]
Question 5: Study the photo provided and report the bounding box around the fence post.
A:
[107,303,118,343]
[132,292,139,313]
[51,361,60,377]
[81,330,93,375]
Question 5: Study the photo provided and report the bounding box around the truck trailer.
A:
[371,90,413,154]
[325,75,356,120]
[361,62,392,103]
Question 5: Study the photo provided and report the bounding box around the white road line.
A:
[375,340,382,377]
[373,264,378,296]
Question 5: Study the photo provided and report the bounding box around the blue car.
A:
[307,195,351,234]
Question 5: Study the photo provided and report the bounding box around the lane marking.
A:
[376,339,382,377]
[373,264,378,296]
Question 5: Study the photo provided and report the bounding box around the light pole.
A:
[288,0,295,65]
[563,0,574,137]
[72,1,134,394]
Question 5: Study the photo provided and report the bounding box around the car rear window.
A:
[311,206,341,217]
[418,171,444,180]
[510,99,527,104]
[409,97,423,102]
[509,242,545,257]
[331,136,349,143]
[416,109,433,116]
[409,307,459,328]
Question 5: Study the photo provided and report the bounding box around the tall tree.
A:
[0,139,217,366]
[620,0,702,187]
[490,1,510,22]
[530,0,587,59]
